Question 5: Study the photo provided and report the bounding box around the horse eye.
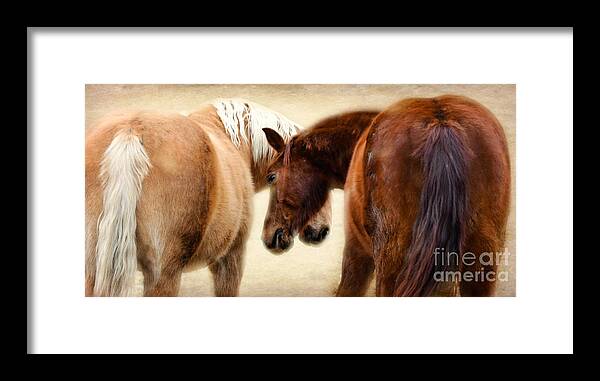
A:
[266,173,276,184]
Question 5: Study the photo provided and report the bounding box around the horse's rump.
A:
[85,110,253,295]
[363,96,510,296]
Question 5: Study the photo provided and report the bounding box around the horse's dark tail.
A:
[395,123,469,296]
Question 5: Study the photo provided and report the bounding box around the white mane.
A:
[211,98,301,164]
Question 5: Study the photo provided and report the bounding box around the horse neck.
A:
[309,131,363,189]
[210,99,300,192]
[217,123,304,192]
[303,111,379,189]
[211,132,268,191]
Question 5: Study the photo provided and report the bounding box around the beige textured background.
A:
[86,84,516,296]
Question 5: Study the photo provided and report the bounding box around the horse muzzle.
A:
[300,226,330,245]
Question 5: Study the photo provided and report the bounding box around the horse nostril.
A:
[303,227,315,241]
[319,227,329,240]
[272,228,284,248]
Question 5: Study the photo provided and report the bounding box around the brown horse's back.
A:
[358,95,510,296]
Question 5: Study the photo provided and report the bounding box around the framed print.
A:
[28,28,573,354]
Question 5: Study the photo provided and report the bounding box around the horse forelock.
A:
[212,98,301,165]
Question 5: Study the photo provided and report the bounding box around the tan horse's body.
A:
[86,100,330,296]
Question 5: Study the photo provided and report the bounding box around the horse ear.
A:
[262,128,285,153]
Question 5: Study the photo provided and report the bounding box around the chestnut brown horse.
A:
[85,99,331,296]
[261,95,511,296]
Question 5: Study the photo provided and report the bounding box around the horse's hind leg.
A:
[459,231,502,297]
[85,255,95,296]
[137,243,160,295]
[85,245,95,296]
[146,266,183,296]
[209,233,246,297]
[144,241,185,297]
[373,231,413,297]
[85,221,98,296]
[374,252,404,297]
[336,237,374,297]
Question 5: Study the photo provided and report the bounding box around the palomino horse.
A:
[85,99,331,297]
[261,95,511,296]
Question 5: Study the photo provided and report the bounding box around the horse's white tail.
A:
[94,129,151,296]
